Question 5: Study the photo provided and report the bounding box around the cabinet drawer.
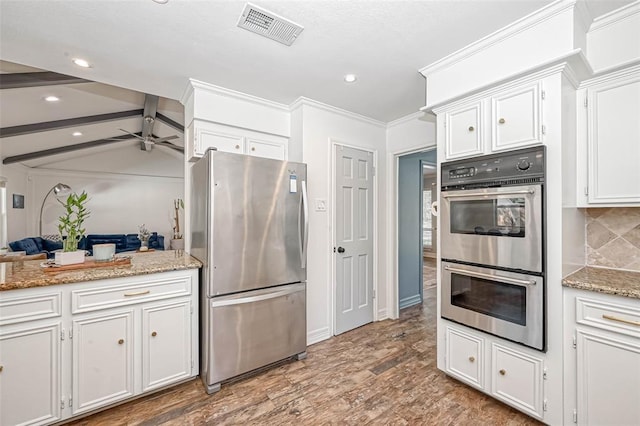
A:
[491,343,543,418]
[0,292,61,325]
[576,296,640,338]
[71,276,191,313]
[445,326,484,389]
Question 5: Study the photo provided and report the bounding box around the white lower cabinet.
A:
[72,310,135,415]
[0,269,198,426]
[142,299,192,392]
[0,321,61,426]
[445,326,484,389]
[565,288,640,426]
[491,343,543,417]
[444,323,544,419]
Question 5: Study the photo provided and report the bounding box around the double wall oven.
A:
[440,146,546,351]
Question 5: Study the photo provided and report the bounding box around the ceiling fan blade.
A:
[156,141,184,153]
[119,128,145,141]
[153,135,179,143]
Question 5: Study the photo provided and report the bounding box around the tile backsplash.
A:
[586,208,640,271]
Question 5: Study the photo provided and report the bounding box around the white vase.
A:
[55,250,85,265]
[170,238,184,250]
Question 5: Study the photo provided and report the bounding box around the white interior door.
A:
[335,145,374,335]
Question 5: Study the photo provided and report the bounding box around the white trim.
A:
[419,0,577,77]
[377,308,388,321]
[589,0,640,32]
[307,327,331,346]
[399,294,422,310]
[330,140,379,336]
[291,97,386,128]
[425,54,591,114]
[181,78,290,111]
[579,61,640,88]
[386,111,431,129]
[25,167,183,184]
[385,142,437,320]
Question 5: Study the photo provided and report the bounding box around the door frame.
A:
[385,143,436,320]
[330,139,379,336]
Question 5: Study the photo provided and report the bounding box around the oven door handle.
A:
[444,265,536,286]
[442,188,535,199]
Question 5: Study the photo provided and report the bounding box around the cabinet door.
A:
[0,322,61,426]
[196,126,244,157]
[577,330,640,425]
[247,138,287,160]
[445,102,483,159]
[445,326,484,389]
[72,310,134,415]
[587,75,640,204]
[491,82,542,152]
[142,300,191,392]
[491,343,543,418]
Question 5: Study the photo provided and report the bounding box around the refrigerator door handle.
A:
[301,180,309,268]
[210,285,304,308]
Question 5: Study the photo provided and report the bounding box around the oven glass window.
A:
[450,273,526,325]
[450,197,525,237]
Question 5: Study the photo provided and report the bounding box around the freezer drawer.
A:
[203,283,306,392]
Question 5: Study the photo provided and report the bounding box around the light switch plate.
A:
[315,199,327,212]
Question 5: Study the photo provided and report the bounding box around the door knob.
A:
[337,247,345,253]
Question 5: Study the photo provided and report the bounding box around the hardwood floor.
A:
[68,270,541,425]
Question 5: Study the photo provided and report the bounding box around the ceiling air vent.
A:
[237,3,304,46]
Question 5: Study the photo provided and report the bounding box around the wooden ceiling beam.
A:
[0,109,143,138]
[0,71,90,89]
[2,133,142,165]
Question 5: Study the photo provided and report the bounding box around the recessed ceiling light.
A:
[72,58,91,68]
[152,0,169,3]
[44,96,60,102]
[72,132,83,137]
[344,74,357,83]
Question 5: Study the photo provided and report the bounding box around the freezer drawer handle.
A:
[210,286,303,308]
[444,265,536,287]
[442,188,535,199]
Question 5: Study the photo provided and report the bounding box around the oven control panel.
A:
[442,146,545,188]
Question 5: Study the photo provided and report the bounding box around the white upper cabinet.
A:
[580,65,640,205]
[187,120,288,162]
[445,102,483,159]
[441,79,545,160]
[491,82,543,152]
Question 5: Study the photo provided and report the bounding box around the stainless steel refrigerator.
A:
[190,148,308,394]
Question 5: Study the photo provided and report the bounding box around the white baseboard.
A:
[307,327,331,346]
[377,308,388,321]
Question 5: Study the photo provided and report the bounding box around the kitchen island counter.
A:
[562,266,640,300]
[0,250,201,291]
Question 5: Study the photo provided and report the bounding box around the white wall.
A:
[3,164,29,243]
[385,112,436,319]
[294,99,387,344]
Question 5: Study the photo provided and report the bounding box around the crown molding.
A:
[589,0,640,32]
[579,60,640,88]
[419,0,577,77]
[290,97,386,128]
[386,111,431,129]
[425,50,592,114]
[180,78,289,112]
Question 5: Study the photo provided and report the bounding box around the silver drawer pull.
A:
[124,290,150,297]
[444,265,535,287]
[442,189,535,199]
[602,314,640,327]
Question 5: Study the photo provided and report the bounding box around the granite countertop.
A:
[0,250,202,292]
[562,266,640,299]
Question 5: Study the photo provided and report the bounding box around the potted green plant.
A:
[55,191,90,265]
[170,198,185,250]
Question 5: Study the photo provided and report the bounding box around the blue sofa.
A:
[9,233,164,258]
